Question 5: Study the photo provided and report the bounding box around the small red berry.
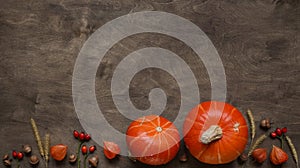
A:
[89,145,96,153]
[12,150,17,158]
[275,128,282,136]
[79,132,85,141]
[84,134,91,141]
[73,130,79,139]
[270,132,277,138]
[17,152,24,160]
[81,145,87,155]
[281,127,287,134]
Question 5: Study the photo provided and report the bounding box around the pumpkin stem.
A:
[200,125,223,144]
[156,126,163,132]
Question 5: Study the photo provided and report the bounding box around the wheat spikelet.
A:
[44,133,50,168]
[30,118,45,158]
[247,109,255,145]
[248,134,267,157]
[286,136,299,168]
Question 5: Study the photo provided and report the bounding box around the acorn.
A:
[260,118,271,129]
[3,159,11,167]
[29,155,39,165]
[68,154,77,163]
[23,144,32,154]
[88,155,99,167]
[2,154,9,161]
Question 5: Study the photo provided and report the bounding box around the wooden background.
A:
[0,0,299,167]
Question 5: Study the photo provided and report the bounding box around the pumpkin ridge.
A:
[161,132,171,160]
[127,124,153,132]
[143,116,159,128]
[128,129,156,147]
[217,142,222,163]
[198,104,205,114]
[161,120,171,128]
[141,133,157,156]
[163,130,179,148]
[195,144,209,158]
[220,136,242,156]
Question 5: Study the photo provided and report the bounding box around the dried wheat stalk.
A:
[247,109,255,145]
[248,134,267,157]
[286,136,299,168]
[44,133,50,168]
[30,118,45,158]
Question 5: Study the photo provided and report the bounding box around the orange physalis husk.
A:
[270,145,288,165]
[50,144,68,161]
[252,148,267,163]
[103,141,120,159]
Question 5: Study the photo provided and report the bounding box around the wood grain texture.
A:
[0,0,299,168]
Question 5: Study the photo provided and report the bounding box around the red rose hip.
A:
[81,145,87,155]
[270,132,277,138]
[275,128,282,136]
[79,132,85,141]
[73,130,79,138]
[89,145,96,153]
[17,152,24,160]
[84,134,91,141]
[281,127,287,134]
[12,150,18,158]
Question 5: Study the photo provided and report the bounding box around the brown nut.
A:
[2,154,9,161]
[260,118,271,129]
[29,155,39,165]
[69,154,77,163]
[3,159,11,167]
[23,144,32,154]
[88,156,99,167]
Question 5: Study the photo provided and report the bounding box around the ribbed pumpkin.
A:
[126,115,180,165]
[183,101,248,164]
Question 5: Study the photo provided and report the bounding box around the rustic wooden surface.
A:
[0,0,299,168]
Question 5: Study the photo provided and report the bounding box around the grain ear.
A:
[286,136,299,168]
[247,109,255,145]
[30,118,45,158]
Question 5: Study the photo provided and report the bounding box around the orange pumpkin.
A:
[183,101,248,164]
[126,115,180,165]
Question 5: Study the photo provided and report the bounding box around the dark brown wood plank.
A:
[0,0,299,168]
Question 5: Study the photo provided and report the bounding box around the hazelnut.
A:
[88,156,99,167]
[29,155,39,165]
[3,159,11,167]
[23,144,32,154]
[260,118,271,129]
[69,154,77,163]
